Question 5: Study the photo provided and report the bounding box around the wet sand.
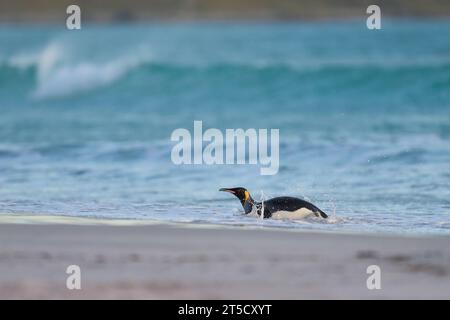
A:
[0,216,450,299]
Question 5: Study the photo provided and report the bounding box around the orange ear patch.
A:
[244,191,249,201]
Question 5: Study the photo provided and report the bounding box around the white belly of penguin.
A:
[270,208,315,220]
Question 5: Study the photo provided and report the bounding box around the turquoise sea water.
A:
[0,21,449,234]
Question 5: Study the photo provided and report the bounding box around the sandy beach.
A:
[1,216,449,299]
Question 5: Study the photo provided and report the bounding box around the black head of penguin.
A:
[219,187,254,214]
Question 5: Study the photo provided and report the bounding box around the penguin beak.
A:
[219,188,235,194]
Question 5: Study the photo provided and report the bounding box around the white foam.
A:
[7,52,40,70]
[31,43,152,99]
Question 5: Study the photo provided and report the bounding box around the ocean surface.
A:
[1,21,449,234]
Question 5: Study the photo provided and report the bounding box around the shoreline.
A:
[1,213,449,238]
[1,216,450,299]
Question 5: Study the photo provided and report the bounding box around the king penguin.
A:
[219,187,328,219]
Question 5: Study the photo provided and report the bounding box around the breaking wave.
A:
[1,40,450,99]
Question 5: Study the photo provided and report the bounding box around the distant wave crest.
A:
[1,41,450,99]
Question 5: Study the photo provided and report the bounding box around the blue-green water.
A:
[1,21,450,234]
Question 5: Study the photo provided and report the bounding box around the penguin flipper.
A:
[314,209,328,219]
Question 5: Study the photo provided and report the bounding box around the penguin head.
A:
[219,187,254,214]
[219,187,249,201]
